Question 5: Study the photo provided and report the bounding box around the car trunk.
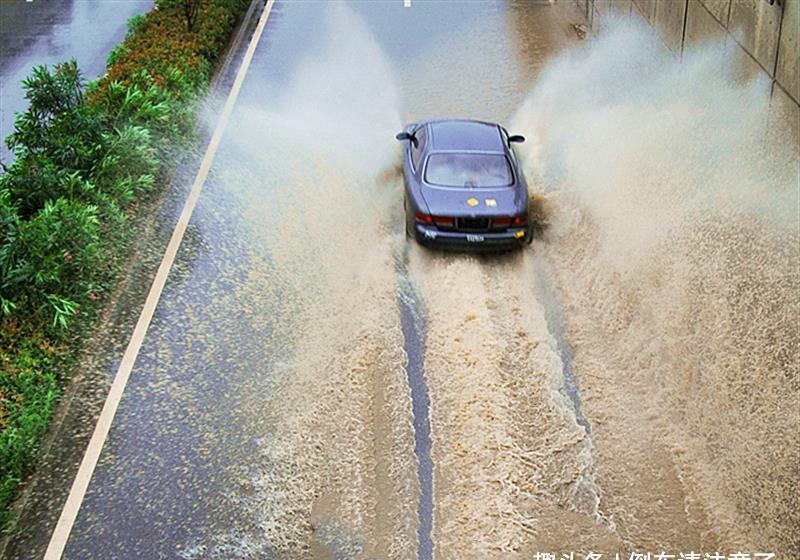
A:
[419,185,525,222]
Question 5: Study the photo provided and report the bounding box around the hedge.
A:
[0,0,250,531]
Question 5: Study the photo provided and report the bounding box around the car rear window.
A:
[424,153,513,188]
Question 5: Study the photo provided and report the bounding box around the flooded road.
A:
[6,0,798,559]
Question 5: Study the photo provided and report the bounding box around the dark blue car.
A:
[396,119,531,250]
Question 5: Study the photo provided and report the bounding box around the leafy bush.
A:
[126,13,147,38]
[92,72,193,148]
[2,61,105,218]
[100,0,247,98]
[0,326,58,530]
[1,197,100,327]
[94,125,158,207]
[0,191,19,317]
[6,61,103,174]
[156,0,202,33]
[106,44,129,69]
[99,11,210,101]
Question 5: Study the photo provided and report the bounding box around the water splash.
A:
[181,4,419,558]
[512,19,799,554]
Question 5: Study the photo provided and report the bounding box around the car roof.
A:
[422,120,506,153]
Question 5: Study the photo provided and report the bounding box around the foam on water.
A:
[407,244,625,559]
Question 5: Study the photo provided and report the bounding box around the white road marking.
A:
[42,1,276,557]
[404,0,411,7]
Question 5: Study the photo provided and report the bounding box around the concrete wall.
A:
[575,0,799,140]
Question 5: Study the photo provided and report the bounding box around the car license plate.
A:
[466,234,485,243]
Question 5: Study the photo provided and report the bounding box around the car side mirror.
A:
[508,134,525,144]
[396,131,418,147]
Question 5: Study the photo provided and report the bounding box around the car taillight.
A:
[416,212,454,227]
[492,215,527,229]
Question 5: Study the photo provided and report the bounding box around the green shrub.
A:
[106,44,129,69]
[0,191,19,316]
[4,61,106,217]
[92,72,193,148]
[1,156,80,220]
[1,198,100,328]
[97,12,210,101]
[156,0,202,33]
[94,125,158,207]
[126,13,147,38]
[7,61,104,172]
[98,1,245,99]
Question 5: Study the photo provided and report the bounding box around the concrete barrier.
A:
[776,0,798,101]
[574,0,800,140]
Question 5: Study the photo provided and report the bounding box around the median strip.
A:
[43,1,275,557]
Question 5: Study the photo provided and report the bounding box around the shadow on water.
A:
[395,246,433,560]
[531,258,591,434]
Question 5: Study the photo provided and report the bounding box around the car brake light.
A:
[433,216,454,227]
[415,212,433,224]
[492,215,527,228]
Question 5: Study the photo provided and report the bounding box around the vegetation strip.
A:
[0,0,250,533]
[44,0,274,560]
[43,2,275,557]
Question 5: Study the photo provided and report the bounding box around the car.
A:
[396,119,532,251]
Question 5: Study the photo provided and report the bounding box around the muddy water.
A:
[29,1,791,558]
[178,2,596,558]
[164,2,795,559]
[175,5,420,557]
[407,249,621,558]
[512,21,799,557]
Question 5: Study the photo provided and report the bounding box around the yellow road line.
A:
[43,1,276,557]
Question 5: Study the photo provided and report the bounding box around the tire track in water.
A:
[396,246,434,560]
[405,249,621,558]
[530,258,591,434]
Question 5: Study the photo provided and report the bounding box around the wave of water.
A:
[512,19,799,555]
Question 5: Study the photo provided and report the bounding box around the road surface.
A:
[3,0,798,559]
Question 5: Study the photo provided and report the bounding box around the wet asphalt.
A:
[0,1,589,558]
